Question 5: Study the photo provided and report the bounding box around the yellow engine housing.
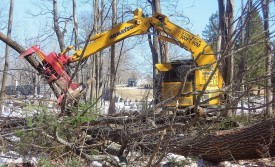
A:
[156,61,222,108]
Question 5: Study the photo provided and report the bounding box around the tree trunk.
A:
[218,0,234,87]
[261,0,273,118]
[83,115,275,163]
[216,0,223,59]
[147,27,160,104]
[53,0,65,52]
[91,0,100,102]
[152,0,168,63]
[108,0,117,114]
[0,0,14,114]
[73,0,78,50]
[72,0,80,84]
[226,0,234,85]
[170,119,275,162]
[98,0,104,107]
[226,0,235,116]
[273,45,275,111]
[218,0,229,116]
[148,0,166,105]
[93,0,99,101]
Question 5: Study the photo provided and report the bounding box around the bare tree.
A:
[0,0,14,113]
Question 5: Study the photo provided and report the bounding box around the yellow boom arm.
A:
[69,9,217,68]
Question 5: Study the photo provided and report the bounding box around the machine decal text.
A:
[110,25,134,39]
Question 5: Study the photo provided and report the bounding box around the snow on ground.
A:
[235,96,268,115]
[0,151,37,166]
[101,99,153,114]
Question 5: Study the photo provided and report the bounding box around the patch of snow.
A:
[0,151,38,166]
[90,161,103,167]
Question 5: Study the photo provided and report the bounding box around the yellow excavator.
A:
[20,8,223,111]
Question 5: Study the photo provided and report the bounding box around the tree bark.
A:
[152,0,168,63]
[0,0,14,114]
[218,0,226,56]
[72,0,78,50]
[83,116,275,163]
[72,0,80,84]
[91,0,100,102]
[53,0,65,52]
[261,0,273,118]
[218,0,234,87]
[226,0,234,86]
[108,0,117,114]
[98,0,104,106]
[148,0,166,105]
[170,119,275,162]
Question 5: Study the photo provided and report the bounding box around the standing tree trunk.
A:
[218,0,226,56]
[108,0,117,114]
[261,0,273,117]
[72,0,80,84]
[53,0,65,52]
[218,0,227,116]
[218,0,233,86]
[97,0,104,108]
[226,0,235,116]
[226,0,234,85]
[0,0,14,114]
[238,0,248,116]
[152,0,168,63]
[218,0,234,116]
[92,0,99,102]
[148,0,167,105]
[72,0,78,50]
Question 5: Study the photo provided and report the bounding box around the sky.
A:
[2,0,275,43]
[9,0,233,38]
[1,0,275,75]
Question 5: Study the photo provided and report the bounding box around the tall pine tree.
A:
[238,7,265,81]
[202,12,219,52]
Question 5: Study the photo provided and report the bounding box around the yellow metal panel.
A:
[155,63,172,72]
[162,82,193,107]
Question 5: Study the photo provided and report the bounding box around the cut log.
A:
[170,118,275,162]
